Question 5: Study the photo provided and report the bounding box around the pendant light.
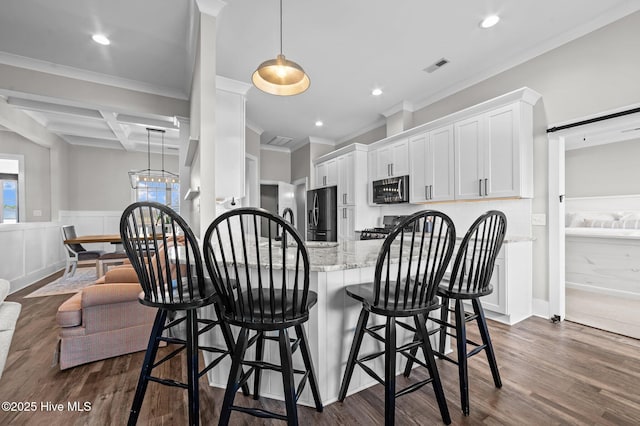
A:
[252,0,310,96]
[128,128,179,189]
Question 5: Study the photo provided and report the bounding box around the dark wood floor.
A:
[2,270,640,425]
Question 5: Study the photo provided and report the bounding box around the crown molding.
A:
[337,117,386,145]
[217,76,251,95]
[245,120,263,135]
[0,52,189,100]
[195,0,227,17]
[260,144,291,153]
[381,101,415,118]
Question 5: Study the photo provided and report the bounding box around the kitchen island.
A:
[202,237,532,406]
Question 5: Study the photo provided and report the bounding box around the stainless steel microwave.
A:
[372,175,409,204]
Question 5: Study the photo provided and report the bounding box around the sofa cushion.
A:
[56,292,82,328]
[103,266,139,284]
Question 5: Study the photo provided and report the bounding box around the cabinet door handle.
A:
[343,193,347,204]
[387,164,390,176]
[484,178,488,196]
[323,176,326,186]
[343,208,347,219]
[429,185,433,200]
[479,179,482,196]
[391,163,394,176]
[425,185,429,200]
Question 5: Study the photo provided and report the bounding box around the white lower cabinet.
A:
[338,206,356,241]
[460,241,532,325]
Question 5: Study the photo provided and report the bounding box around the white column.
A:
[194,0,226,237]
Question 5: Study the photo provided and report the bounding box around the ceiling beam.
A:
[0,98,65,148]
[100,111,136,151]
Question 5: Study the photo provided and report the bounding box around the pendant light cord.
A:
[146,128,151,177]
[279,0,283,55]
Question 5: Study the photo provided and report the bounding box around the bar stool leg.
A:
[279,328,298,426]
[214,301,250,396]
[253,331,265,400]
[338,309,370,401]
[454,299,470,416]
[472,299,502,388]
[384,316,396,426]
[295,325,323,412]
[185,309,199,426]
[128,309,167,425]
[415,314,451,425]
[438,296,450,355]
[219,327,250,426]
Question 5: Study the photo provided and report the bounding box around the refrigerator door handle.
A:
[313,193,319,226]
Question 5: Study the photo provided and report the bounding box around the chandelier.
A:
[128,128,179,189]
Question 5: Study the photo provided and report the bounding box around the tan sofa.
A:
[56,266,157,370]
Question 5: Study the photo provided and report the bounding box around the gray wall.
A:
[336,125,386,150]
[291,143,310,183]
[260,149,291,182]
[566,138,640,197]
[67,145,179,211]
[0,131,52,221]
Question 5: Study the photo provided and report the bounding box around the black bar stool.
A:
[203,207,323,426]
[404,210,506,416]
[338,210,456,425]
[120,201,247,426]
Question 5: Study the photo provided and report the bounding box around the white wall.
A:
[566,138,640,197]
[0,222,65,292]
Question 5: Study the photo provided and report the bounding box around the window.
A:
[0,157,21,224]
[135,180,180,212]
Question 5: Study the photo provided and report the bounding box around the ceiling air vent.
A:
[265,135,293,146]
[424,58,449,73]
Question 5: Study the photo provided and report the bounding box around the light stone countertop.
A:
[219,236,532,273]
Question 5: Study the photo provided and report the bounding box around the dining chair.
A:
[338,210,456,426]
[120,201,247,426]
[403,210,507,416]
[61,225,104,278]
[203,207,323,426]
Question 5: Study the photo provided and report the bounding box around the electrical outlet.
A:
[532,213,546,226]
[33,210,42,217]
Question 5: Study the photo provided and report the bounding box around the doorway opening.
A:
[548,105,640,338]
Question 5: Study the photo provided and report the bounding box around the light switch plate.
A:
[532,213,546,226]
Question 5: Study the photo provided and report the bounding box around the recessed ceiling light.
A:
[480,15,500,29]
[371,88,383,96]
[315,120,323,127]
[92,34,111,45]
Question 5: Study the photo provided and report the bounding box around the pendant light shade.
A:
[252,0,310,96]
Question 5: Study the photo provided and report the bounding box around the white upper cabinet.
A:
[372,138,409,179]
[409,125,454,203]
[314,144,380,240]
[337,152,355,205]
[454,115,484,200]
[454,102,533,200]
[215,89,246,199]
[315,158,337,188]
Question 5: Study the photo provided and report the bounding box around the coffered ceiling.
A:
[0,0,638,152]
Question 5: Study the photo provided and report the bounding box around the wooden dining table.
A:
[63,234,123,245]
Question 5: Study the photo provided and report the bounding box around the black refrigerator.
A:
[307,186,337,242]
